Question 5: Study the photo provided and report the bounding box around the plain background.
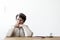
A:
[0,0,60,40]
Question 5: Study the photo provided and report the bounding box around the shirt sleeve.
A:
[24,25,33,36]
[6,26,14,37]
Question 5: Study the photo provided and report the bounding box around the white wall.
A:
[0,0,60,40]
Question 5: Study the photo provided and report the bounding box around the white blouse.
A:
[6,25,33,37]
[14,27,25,37]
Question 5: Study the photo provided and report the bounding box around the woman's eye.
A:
[17,19,20,20]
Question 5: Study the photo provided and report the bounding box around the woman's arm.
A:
[24,25,33,37]
[6,26,14,37]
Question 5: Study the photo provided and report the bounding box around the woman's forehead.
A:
[17,16,23,20]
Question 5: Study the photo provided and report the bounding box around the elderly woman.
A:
[7,13,33,37]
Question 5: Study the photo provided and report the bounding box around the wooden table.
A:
[4,36,60,40]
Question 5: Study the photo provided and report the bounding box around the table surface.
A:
[4,36,60,40]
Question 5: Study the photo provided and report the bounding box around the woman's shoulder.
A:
[23,24,29,28]
[9,25,15,29]
[23,24,28,26]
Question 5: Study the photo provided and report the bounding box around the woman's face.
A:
[17,17,24,24]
